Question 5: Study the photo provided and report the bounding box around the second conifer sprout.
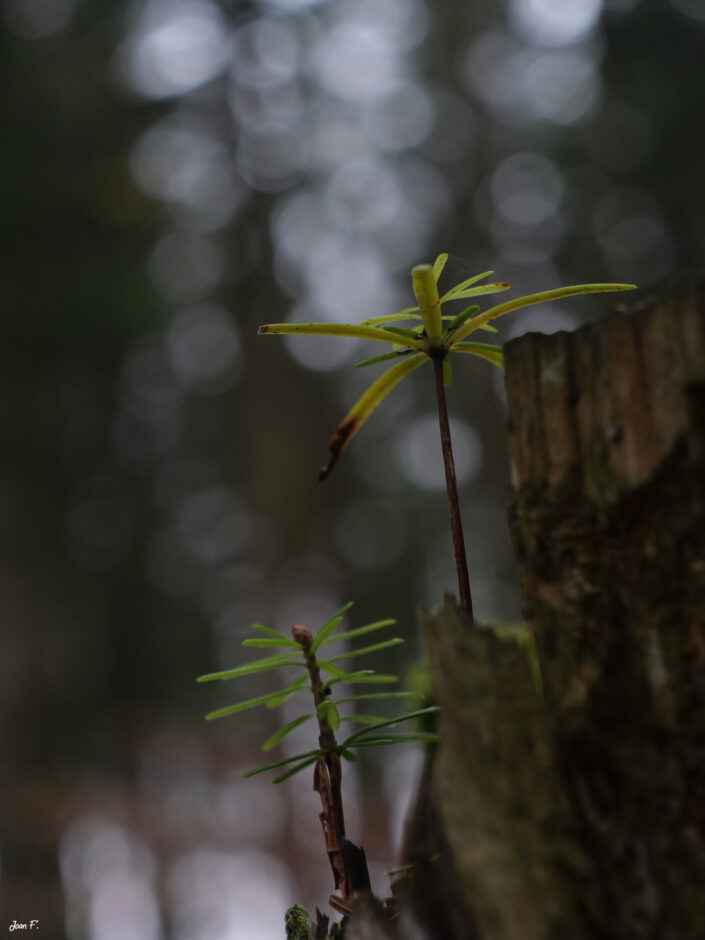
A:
[198,602,436,781]
[198,603,437,909]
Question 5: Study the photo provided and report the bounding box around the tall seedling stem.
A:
[431,353,473,617]
[413,264,473,617]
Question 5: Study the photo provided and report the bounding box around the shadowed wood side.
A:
[501,280,705,937]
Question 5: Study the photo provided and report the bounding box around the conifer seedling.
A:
[198,603,437,909]
[259,256,636,617]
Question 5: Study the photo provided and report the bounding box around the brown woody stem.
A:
[292,624,357,900]
[431,354,473,618]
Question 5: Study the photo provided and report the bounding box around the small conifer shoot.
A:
[259,256,636,616]
[198,603,437,903]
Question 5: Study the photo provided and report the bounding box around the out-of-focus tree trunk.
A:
[348,281,705,939]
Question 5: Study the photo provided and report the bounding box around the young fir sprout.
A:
[259,257,636,617]
[198,602,435,781]
[197,603,438,904]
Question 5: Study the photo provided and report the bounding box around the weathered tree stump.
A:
[367,281,705,939]
[501,280,705,937]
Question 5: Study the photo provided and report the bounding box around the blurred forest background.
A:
[2,0,704,936]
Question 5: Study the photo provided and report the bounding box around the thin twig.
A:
[431,354,473,618]
[292,624,362,902]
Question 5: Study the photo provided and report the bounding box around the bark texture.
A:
[502,281,705,937]
[403,282,705,939]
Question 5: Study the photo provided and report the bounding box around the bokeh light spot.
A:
[130,117,244,231]
[260,0,325,11]
[491,152,564,225]
[315,23,405,103]
[60,817,159,940]
[237,124,303,193]
[149,231,225,303]
[510,0,603,47]
[522,50,601,124]
[177,486,251,564]
[396,415,482,490]
[325,159,402,233]
[363,82,434,152]
[118,0,230,101]
[593,185,674,285]
[167,305,243,395]
[119,345,184,422]
[167,849,294,940]
[231,17,300,90]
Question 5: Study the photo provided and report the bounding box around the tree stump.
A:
[400,282,705,939]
